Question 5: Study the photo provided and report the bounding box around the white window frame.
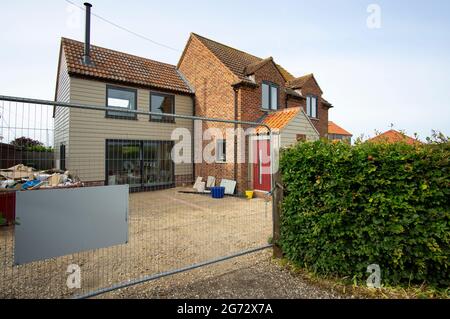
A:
[306,95,318,119]
[216,139,226,163]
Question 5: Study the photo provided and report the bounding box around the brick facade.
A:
[175,174,194,187]
[178,34,331,193]
[293,78,329,137]
[237,61,287,122]
[178,36,238,189]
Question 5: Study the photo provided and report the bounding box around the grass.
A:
[273,258,450,299]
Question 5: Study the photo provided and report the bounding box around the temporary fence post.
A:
[272,170,283,259]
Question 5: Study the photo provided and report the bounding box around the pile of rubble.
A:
[0,164,83,191]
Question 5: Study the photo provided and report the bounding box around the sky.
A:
[1,0,449,141]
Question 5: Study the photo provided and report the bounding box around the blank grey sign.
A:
[15,185,129,265]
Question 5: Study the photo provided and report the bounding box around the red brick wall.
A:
[178,36,236,119]
[294,79,329,137]
[178,36,330,193]
[235,62,288,192]
[178,36,238,189]
[175,174,194,186]
[236,63,329,138]
[286,97,303,109]
[237,61,287,122]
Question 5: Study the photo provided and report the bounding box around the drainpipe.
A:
[233,88,239,192]
[192,95,196,184]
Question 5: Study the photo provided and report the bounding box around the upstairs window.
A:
[216,139,226,163]
[306,95,318,118]
[150,93,175,123]
[262,82,279,110]
[106,86,137,119]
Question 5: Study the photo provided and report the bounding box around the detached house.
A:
[54,14,335,194]
[178,33,333,193]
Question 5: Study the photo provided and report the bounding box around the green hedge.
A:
[279,139,449,288]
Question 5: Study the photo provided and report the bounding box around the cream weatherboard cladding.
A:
[280,110,320,147]
[54,51,71,170]
[55,75,194,184]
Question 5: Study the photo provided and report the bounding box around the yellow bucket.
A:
[245,190,254,199]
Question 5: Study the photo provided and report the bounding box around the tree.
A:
[10,137,43,148]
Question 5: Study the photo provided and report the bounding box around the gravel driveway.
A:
[1,187,272,298]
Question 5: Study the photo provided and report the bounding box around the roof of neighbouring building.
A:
[328,121,353,136]
[60,37,193,94]
[368,130,419,145]
[189,33,296,82]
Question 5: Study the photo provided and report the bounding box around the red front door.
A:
[253,139,271,192]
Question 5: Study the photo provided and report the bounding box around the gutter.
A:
[176,69,196,94]
[231,79,259,89]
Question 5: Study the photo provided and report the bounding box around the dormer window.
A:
[306,95,318,118]
[262,81,279,110]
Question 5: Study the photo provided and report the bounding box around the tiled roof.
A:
[257,107,301,133]
[61,38,193,94]
[285,88,304,98]
[368,130,419,145]
[276,64,296,82]
[244,57,274,76]
[287,73,314,89]
[328,121,352,136]
[191,33,295,82]
[321,97,332,106]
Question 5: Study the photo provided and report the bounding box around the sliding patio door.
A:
[142,141,174,189]
[106,140,174,191]
[106,140,142,189]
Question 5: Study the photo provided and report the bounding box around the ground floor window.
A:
[106,140,175,191]
[60,144,66,171]
[216,139,227,163]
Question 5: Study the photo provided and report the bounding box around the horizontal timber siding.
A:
[54,51,71,170]
[67,77,193,183]
[281,111,319,147]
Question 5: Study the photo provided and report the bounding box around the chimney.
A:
[82,2,93,65]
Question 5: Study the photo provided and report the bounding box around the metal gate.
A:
[0,95,274,299]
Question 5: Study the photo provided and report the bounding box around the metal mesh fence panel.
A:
[0,96,273,299]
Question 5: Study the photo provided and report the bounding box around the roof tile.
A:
[257,107,301,133]
[192,33,295,82]
[328,121,352,136]
[368,130,419,145]
[286,74,314,89]
[61,38,193,94]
